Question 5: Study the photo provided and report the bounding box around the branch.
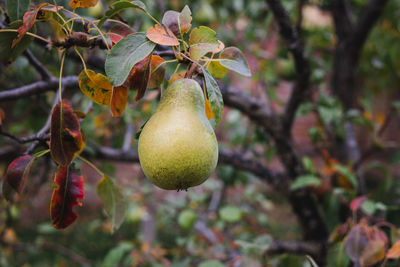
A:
[219,84,278,136]
[86,143,285,188]
[266,240,322,258]
[350,0,389,56]
[23,49,52,81]
[266,0,311,133]
[0,76,78,102]
[330,0,354,40]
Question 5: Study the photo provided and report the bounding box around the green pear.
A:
[138,79,218,190]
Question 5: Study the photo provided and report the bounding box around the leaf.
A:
[218,47,251,77]
[124,54,152,101]
[360,239,385,266]
[12,3,49,48]
[290,174,321,190]
[148,55,165,89]
[111,86,129,117]
[105,0,146,18]
[334,165,358,189]
[107,24,136,45]
[350,195,367,211]
[97,176,126,233]
[168,71,186,85]
[2,155,35,201]
[0,108,5,126]
[198,260,225,267]
[205,98,215,120]
[206,61,228,79]
[6,0,30,22]
[345,224,369,263]
[219,205,242,222]
[78,69,113,105]
[105,32,156,87]
[50,166,85,229]
[202,68,223,128]
[69,0,98,9]
[387,240,400,259]
[161,5,192,37]
[189,26,219,60]
[0,21,34,64]
[179,6,192,35]
[146,24,179,46]
[50,101,84,167]
[306,256,319,267]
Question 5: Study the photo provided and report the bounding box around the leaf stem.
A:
[58,52,66,102]
[77,155,105,177]
[73,46,87,71]
[0,29,51,44]
[33,149,50,158]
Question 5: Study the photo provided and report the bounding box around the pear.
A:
[138,79,218,190]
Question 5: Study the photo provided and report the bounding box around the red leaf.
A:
[124,54,152,101]
[350,195,367,211]
[12,3,49,48]
[50,166,84,229]
[111,85,129,117]
[2,155,35,201]
[50,100,84,166]
[107,25,136,45]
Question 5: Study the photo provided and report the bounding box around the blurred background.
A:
[1,0,400,266]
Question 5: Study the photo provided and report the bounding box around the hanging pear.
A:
[138,78,218,190]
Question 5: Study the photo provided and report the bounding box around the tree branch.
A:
[0,76,78,102]
[266,0,311,133]
[266,240,322,258]
[23,49,52,81]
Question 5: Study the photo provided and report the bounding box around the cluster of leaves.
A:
[1,0,251,232]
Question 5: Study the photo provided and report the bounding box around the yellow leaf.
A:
[168,71,186,85]
[111,86,129,117]
[78,69,112,105]
[206,61,228,79]
[387,240,400,259]
[69,0,98,9]
[205,98,215,119]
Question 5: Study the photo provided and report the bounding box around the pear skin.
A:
[138,79,218,190]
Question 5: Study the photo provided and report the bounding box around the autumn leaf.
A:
[146,24,179,46]
[0,108,5,127]
[111,86,129,117]
[107,24,136,45]
[205,98,215,120]
[350,195,367,211]
[78,69,113,105]
[206,61,228,79]
[161,5,192,37]
[50,101,84,167]
[387,240,400,259]
[2,155,35,201]
[125,54,152,101]
[148,55,165,89]
[50,166,84,229]
[168,71,186,85]
[12,3,49,48]
[69,0,98,9]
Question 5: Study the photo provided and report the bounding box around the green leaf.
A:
[334,165,358,189]
[6,0,30,21]
[105,32,156,86]
[202,68,223,128]
[235,234,272,257]
[102,242,133,267]
[290,174,321,191]
[218,47,251,77]
[189,26,219,60]
[198,260,225,267]
[0,21,34,63]
[219,205,241,222]
[105,0,146,18]
[97,176,126,233]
